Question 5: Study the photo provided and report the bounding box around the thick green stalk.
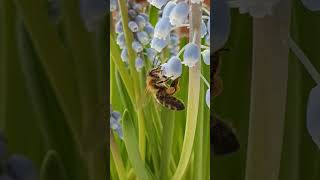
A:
[117,0,146,160]
[110,132,127,180]
[245,1,291,180]
[194,75,205,180]
[172,2,202,180]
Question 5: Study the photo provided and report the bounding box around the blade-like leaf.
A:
[40,150,68,180]
[122,110,152,180]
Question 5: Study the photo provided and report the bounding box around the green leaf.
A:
[148,5,158,26]
[122,110,152,180]
[0,0,46,166]
[115,71,135,118]
[13,0,83,148]
[40,150,68,180]
[59,0,106,153]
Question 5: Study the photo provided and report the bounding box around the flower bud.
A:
[206,89,210,108]
[163,1,176,17]
[128,9,138,18]
[169,2,189,26]
[136,31,150,45]
[213,0,231,52]
[116,33,126,49]
[301,0,320,11]
[201,20,207,38]
[110,107,123,140]
[132,40,143,53]
[202,49,210,65]
[80,0,108,32]
[135,15,147,30]
[6,155,38,180]
[121,49,129,63]
[144,23,154,37]
[115,20,123,33]
[205,34,210,46]
[140,13,149,21]
[135,56,144,72]
[110,111,121,130]
[146,48,158,61]
[154,17,172,39]
[307,84,320,149]
[133,3,143,11]
[182,43,200,67]
[151,36,169,52]
[128,21,139,32]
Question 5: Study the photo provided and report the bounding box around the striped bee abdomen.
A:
[211,115,240,155]
[156,91,185,111]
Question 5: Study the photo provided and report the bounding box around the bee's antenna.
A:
[152,55,161,68]
[152,56,156,68]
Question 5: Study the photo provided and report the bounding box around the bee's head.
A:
[149,66,162,77]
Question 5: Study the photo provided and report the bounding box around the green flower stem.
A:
[117,0,146,160]
[200,73,210,88]
[194,74,205,180]
[287,36,320,84]
[245,1,291,180]
[110,132,127,180]
[110,36,135,104]
[159,110,175,180]
[172,3,202,180]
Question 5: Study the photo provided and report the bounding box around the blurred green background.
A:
[0,0,108,179]
[213,0,320,180]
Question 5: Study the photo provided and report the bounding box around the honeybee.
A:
[146,66,185,111]
[211,114,240,155]
[211,48,240,155]
[212,48,227,97]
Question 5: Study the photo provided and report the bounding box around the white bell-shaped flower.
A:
[169,2,189,26]
[161,56,182,80]
[307,84,320,149]
[182,43,200,67]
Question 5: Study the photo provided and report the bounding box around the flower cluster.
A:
[0,132,38,179]
[114,1,154,72]
[148,0,211,108]
[110,106,123,140]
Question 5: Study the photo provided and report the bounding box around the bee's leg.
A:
[170,78,180,93]
[166,87,176,95]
